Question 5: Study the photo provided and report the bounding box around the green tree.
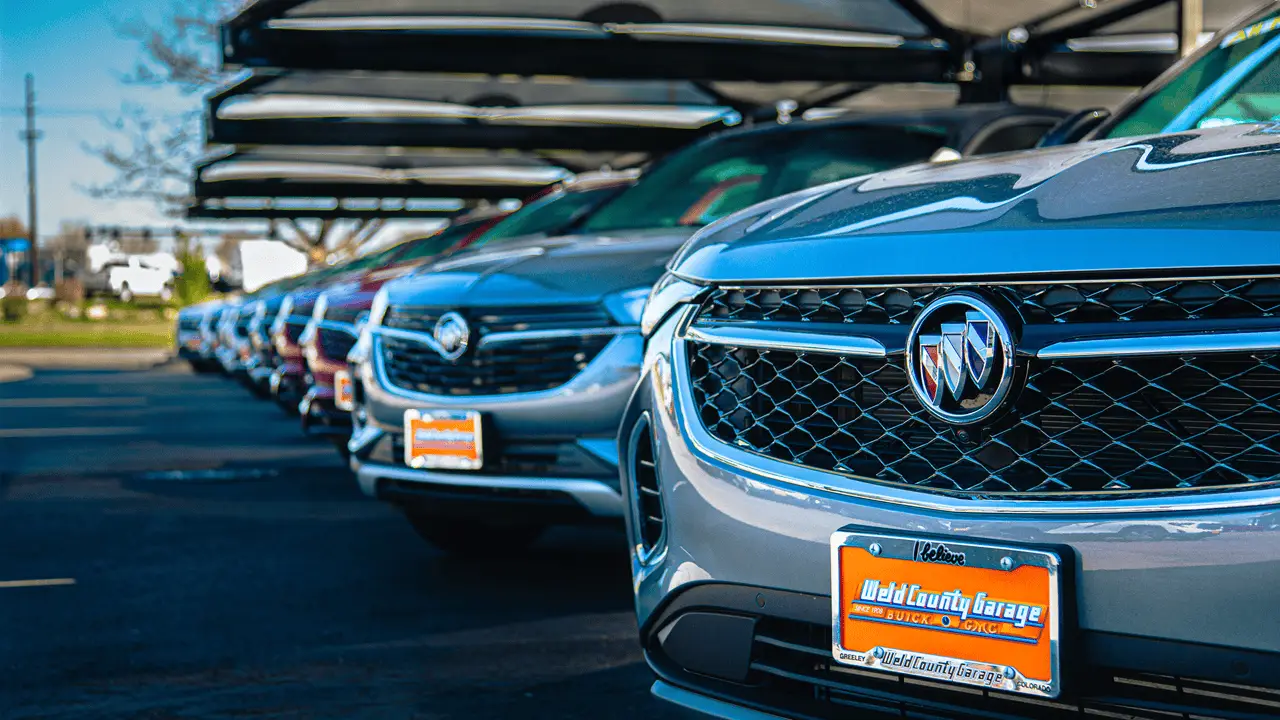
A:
[174,248,211,306]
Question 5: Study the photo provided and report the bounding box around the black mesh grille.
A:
[178,317,201,331]
[325,306,365,326]
[735,618,1280,720]
[282,321,306,345]
[379,305,615,396]
[382,334,612,396]
[690,343,1280,496]
[318,327,356,360]
[702,279,1280,326]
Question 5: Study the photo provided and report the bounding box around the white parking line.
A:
[0,397,147,408]
[0,427,144,438]
[0,578,76,589]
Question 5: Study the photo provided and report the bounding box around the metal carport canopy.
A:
[186,197,468,220]
[221,0,1263,93]
[206,73,743,152]
[221,0,955,83]
[189,146,571,220]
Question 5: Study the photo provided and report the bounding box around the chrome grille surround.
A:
[701,278,1280,326]
[684,278,1280,500]
[377,304,621,397]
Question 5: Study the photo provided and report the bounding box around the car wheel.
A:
[403,513,545,557]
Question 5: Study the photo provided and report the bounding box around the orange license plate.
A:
[404,409,483,470]
[334,370,354,411]
[831,530,1061,698]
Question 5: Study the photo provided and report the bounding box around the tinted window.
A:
[581,125,946,233]
[968,121,1057,155]
[392,234,461,263]
[1105,14,1280,138]
[472,185,627,247]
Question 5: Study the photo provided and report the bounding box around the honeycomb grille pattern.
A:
[382,334,612,396]
[379,305,615,396]
[689,342,1280,496]
[701,278,1280,325]
[318,327,357,361]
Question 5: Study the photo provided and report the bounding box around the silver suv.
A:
[348,104,1064,555]
[621,125,1280,720]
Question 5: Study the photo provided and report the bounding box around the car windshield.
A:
[580,124,947,233]
[389,232,463,264]
[470,185,628,248]
[1104,12,1280,138]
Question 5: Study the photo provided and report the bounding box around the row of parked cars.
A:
[179,6,1280,717]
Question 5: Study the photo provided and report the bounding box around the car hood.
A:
[383,227,696,308]
[671,124,1280,284]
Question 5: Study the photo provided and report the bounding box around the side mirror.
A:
[1037,108,1111,148]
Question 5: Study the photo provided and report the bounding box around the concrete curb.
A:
[0,364,33,384]
[0,348,173,371]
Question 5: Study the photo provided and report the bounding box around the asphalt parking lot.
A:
[0,363,676,719]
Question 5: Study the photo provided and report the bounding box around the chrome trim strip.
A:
[372,326,448,356]
[353,461,624,517]
[1038,329,1280,359]
[669,306,1280,515]
[710,274,1280,289]
[313,320,358,337]
[683,322,886,358]
[650,681,791,720]
[478,326,635,348]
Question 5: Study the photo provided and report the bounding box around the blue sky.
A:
[1,0,198,238]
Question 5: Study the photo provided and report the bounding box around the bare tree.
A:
[82,0,243,216]
[83,0,367,263]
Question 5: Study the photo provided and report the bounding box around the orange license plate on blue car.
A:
[831,530,1061,698]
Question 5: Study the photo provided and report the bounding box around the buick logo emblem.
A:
[906,293,1014,424]
[432,311,470,361]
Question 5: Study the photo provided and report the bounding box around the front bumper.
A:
[622,308,1280,719]
[350,332,643,521]
[300,384,351,437]
[215,346,248,377]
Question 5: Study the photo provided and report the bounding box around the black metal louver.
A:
[630,415,665,559]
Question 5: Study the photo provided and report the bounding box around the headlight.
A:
[271,295,293,337]
[604,287,650,326]
[640,274,705,337]
[299,293,327,349]
[348,287,389,365]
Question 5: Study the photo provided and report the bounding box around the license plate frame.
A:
[403,409,484,470]
[831,529,1061,698]
[334,370,355,412]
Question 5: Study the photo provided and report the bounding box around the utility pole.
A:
[21,74,43,287]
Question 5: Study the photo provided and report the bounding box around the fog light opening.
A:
[628,413,666,565]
